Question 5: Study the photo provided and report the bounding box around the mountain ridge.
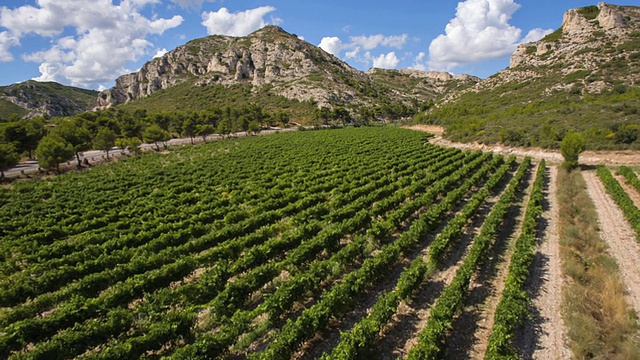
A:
[423,2,640,149]
[0,80,98,120]
[96,25,478,114]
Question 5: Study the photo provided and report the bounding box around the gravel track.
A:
[583,170,640,318]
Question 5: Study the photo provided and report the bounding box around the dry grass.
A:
[557,167,640,359]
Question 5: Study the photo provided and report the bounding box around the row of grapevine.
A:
[0,127,525,359]
[617,165,640,195]
[162,152,496,360]
[320,156,518,359]
[252,155,506,360]
[406,157,531,359]
[596,166,640,239]
[485,159,546,359]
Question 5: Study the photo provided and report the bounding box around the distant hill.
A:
[0,80,98,120]
[423,3,640,150]
[97,26,475,120]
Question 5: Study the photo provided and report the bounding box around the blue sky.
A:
[0,0,637,90]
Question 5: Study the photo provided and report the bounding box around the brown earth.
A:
[582,171,640,318]
[516,166,571,359]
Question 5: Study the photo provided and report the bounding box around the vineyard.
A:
[0,126,616,359]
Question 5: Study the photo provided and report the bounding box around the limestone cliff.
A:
[97,26,475,110]
[496,2,640,94]
[97,26,374,109]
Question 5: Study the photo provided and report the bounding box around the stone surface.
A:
[96,26,476,110]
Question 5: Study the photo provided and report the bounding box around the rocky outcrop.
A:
[440,3,640,106]
[0,81,98,118]
[367,68,479,83]
[97,26,373,109]
[97,26,478,110]
[510,3,633,69]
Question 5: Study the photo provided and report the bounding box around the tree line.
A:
[0,105,286,176]
[0,98,422,178]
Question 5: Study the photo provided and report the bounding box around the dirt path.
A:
[583,171,640,318]
[459,163,538,360]
[404,125,640,166]
[517,166,571,360]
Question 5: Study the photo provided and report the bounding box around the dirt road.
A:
[583,171,640,317]
[518,166,571,359]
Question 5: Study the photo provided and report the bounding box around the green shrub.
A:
[577,5,600,20]
[542,28,563,42]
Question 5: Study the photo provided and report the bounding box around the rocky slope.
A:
[427,2,640,149]
[98,26,373,109]
[478,2,640,95]
[367,68,479,104]
[97,26,473,111]
[0,81,98,119]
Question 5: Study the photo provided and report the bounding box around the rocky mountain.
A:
[0,80,98,120]
[366,68,479,105]
[426,3,640,149]
[473,2,639,96]
[97,26,474,112]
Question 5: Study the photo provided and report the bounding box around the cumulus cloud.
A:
[425,0,552,71]
[351,34,408,50]
[153,48,169,59]
[0,31,18,62]
[318,33,407,69]
[170,0,215,8]
[318,36,344,56]
[0,0,183,88]
[372,52,399,69]
[411,52,427,71]
[521,28,554,44]
[201,6,277,37]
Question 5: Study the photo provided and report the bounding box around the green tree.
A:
[217,119,231,138]
[93,127,117,159]
[183,115,198,144]
[561,132,585,169]
[248,120,261,135]
[196,124,215,142]
[332,107,350,124]
[142,124,169,150]
[118,112,143,138]
[1,118,46,159]
[312,107,331,127]
[116,137,142,155]
[52,119,92,167]
[0,143,19,179]
[274,111,289,128]
[36,135,74,173]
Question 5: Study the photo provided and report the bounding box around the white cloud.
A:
[427,0,530,71]
[411,52,427,71]
[318,33,407,68]
[345,47,360,59]
[521,27,554,44]
[170,0,215,8]
[0,31,18,62]
[372,52,399,69]
[153,48,169,58]
[318,36,344,56]
[201,6,276,37]
[351,34,408,50]
[0,0,183,88]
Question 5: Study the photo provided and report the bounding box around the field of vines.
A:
[0,127,547,359]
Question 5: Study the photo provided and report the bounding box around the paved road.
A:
[4,128,296,177]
